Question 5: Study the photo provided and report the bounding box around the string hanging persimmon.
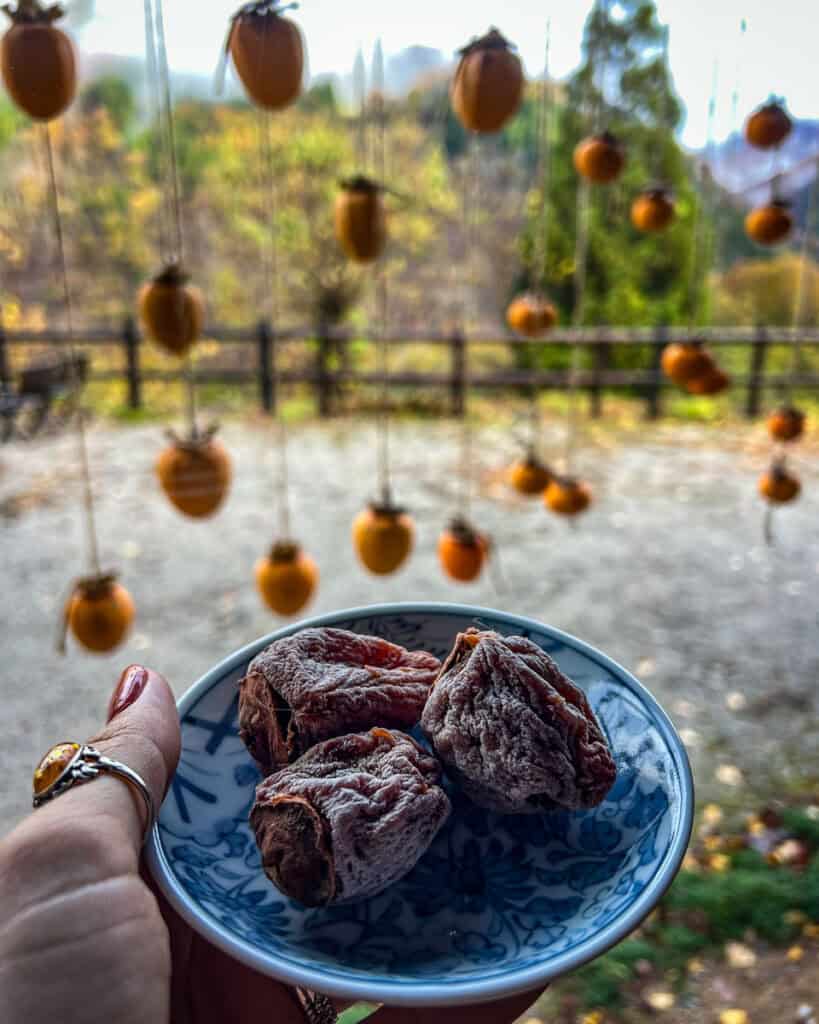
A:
[11,14,135,653]
[142,0,232,519]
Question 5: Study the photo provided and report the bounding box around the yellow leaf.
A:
[802,923,819,938]
[687,957,705,975]
[704,835,724,851]
[725,941,756,968]
[703,803,724,825]
[709,853,731,872]
[719,1012,749,1024]
[784,910,807,926]
[581,1014,604,1024]
[787,945,804,962]
[716,765,743,786]
[645,991,675,1011]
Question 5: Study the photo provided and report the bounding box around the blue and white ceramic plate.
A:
[146,603,693,1007]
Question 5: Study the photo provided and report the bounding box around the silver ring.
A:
[32,743,156,846]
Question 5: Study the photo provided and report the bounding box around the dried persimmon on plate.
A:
[147,604,692,1009]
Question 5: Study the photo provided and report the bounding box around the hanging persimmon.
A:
[255,540,318,616]
[745,100,792,150]
[335,176,386,264]
[544,476,592,517]
[573,132,625,184]
[745,200,793,246]
[438,517,488,583]
[227,1,303,111]
[758,461,800,504]
[156,427,232,519]
[508,453,551,496]
[451,27,523,134]
[352,502,414,575]
[661,341,714,385]
[767,405,805,442]
[138,264,204,357]
[506,293,558,338]
[1,0,76,121]
[631,187,675,233]
[684,365,731,396]
[61,572,135,654]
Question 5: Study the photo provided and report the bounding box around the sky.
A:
[74,0,816,148]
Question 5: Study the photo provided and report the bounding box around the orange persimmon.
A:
[438,518,488,582]
[745,101,792,149]
[156,429,231,519]
[334,176,386,264]
[631,187,675,233]
[62,572,134,654]
[506,293,558,338]
[352,503,414,575]
[573,132,625,184]
[544,477,592,517]
[1,0,76,121]
[758,462,800,504]
[451,27,523,134]
[138,264,204,357]
[255,540,318,616]
[661,342,714,385]
[766,406,805,442]
[227,1,303,111]
[508,454,551,496]
[745,200,793,246]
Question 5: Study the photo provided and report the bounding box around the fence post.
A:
[316,322,332,417]
[257,318,274,414]
[123,316,141,410]
[745,325,768,419]
[589,331,606,418]
[450,330,466,417]
[645,324,667,420]
[0,320,8,387]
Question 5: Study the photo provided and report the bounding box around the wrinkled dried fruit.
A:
[251,728,451,906]
[421,628,616,813]
[239,627,440,773]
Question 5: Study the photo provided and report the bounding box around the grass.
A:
[561,807,819,1012]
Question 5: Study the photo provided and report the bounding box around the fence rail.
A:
[1,320,818,421]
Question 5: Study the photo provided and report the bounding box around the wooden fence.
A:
[2,320,819,420]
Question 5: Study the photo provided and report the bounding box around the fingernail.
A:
[108,665,149,722]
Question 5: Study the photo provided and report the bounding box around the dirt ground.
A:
[1,412,818,836]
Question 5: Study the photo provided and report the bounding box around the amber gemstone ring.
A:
[32,742,156,845]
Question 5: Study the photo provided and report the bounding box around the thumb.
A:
[35,666,181,864]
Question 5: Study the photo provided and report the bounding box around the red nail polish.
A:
[108,665,149,721]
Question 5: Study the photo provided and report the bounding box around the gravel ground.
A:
[1,413,817,835]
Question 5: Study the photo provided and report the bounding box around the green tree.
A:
[80,77,137,135]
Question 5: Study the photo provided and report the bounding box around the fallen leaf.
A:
[716,765,743,786]
[703,804,724,826]
[709,853,731,872]
[784,910,808,926]
[683,853,702,872]
[688,957,705,975]
[803,923,819,938]
[581,1014,604,1024]
[719,1011,749,1024]
[787,945,804,962]
[725,942,756,968]
[705,835,724,851]
[645,990,675,1011]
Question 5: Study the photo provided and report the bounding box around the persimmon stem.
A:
[43,123,101,578]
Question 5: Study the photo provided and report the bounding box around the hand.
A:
[0,665,542,1023]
